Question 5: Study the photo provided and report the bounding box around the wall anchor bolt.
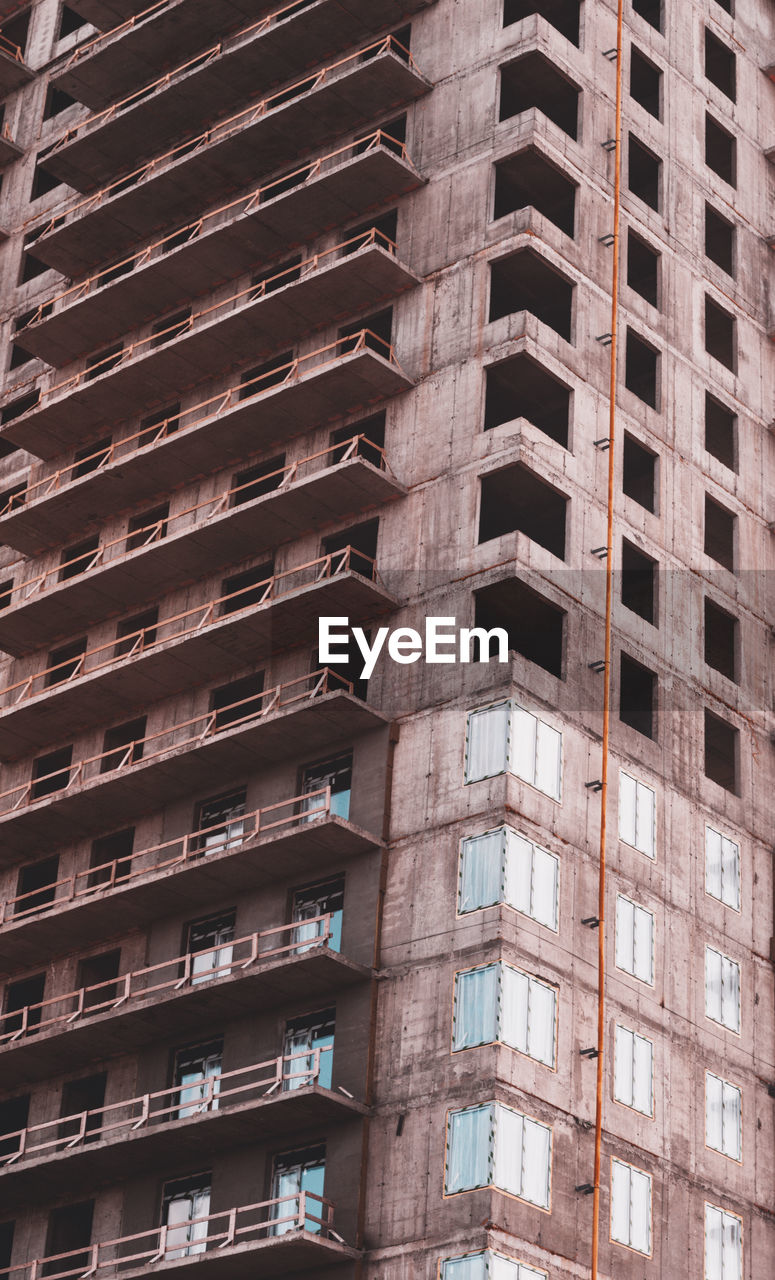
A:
[582,916,601,928]
[594,436,611,449]
[589,659,606,673]
[598,233,616,246]
[602,48,619,60]
[580,1047,600,1058]
[596,332,613,345]
[590,546,609,558]
[602,138,617,151]
[576,1184,595,1195]
[585,780,603,792]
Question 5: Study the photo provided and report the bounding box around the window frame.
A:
[464,700,562,800]
[439,1251,548,1280]
[613,1024,654,1117]
[704,1201,743,1280]
[443,1101,552,1211]
[609,1156,653,1257]
[705,1070,742,1163]
[615,894,655,985]
[618,770,656,858]
[451,960,558,1069]
[457,825,560,932]
[705,944,741,1034]
[705,825,740,912]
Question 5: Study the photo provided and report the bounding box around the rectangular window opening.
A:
[704,597,738,681]
[499,53,580,139]
[704,709,739,793]
[704,493,735,571]
[629,47,661,118]
[619,652,657,739]
[705,204,735,277]
[626,230,659,307]
[483,353,570,447]
[478,463,568,559]
[503,0,580,45]
[489,248,574,341]
[621,538,657,624]
[705,29,736,101]
[624,327,659,408]
[705,294,736,371]
[493,149,577,237]
[627,134,661,210]
[706,113,736,186]
[473,578,565,677]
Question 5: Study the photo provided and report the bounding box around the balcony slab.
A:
[0,46,32,96]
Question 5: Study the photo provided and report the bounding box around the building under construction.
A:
[0,0,771,1277]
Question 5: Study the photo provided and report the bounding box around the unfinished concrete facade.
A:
[0,0,772,1277]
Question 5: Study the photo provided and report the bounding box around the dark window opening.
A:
[484,354,570,446]
[100,717,146,773]
[627,230,659,307]
[58,4,88,38]
[88,828,135,887]
[0,1223,12,1273]
[0,481,25,513]
[77,950,120,1011]
[704,598,737,681]
[15,856,60,915]
[628,134,661,210]
[473,578,565,678]
[705,393,736,471]
[331,412,386,466]
[114,607,158,657]
[619,652,657,739]
[19,246,50,284]
[0,580,13,610]
[503,0,580,44]
[630,47,661,118]
[211,673,265,732]
[58,1074,106,1143]
[705,204,735,277]
[499,53,580,139]
[31,745,72,799]
[705,114,736,187]
[85,342,123,381]
[632,0,662,31]
[292,878,344,953]
[250,254,302,298]
[704,709,738,793]
[150,307,191,348]
[126,502,169,551]
[1,389,39,423]
[625,328,659,408]
[478,463,568,560]
[43,86,77,119]
[705,29,736,101]
[4,972,45,1034]
[301,752,352,821]
[45,637,87,687]
[354,113,405,156]
[621,539,657,624]
[704,494,735,571]
[43,1202,94,1277]
[160,222,201,254]
[338,308,393,357]
[9,311,37,369]
[194,790,247,855]
[59,534,99,580]
[493,148,577,237]
[220,560,274,614]
[232,454,285,505]
[99,256,135,286]
[705,295,736,371]
[238,351,293,401]
[73,437,111,477]
[321,518,379,580]
[342,210,398,256]
[2,11,29,55]
[712,0,733,11]
[488,248,574,341]
[311,636,370,701]
[0,1096,29,1159]
[622,433,656,511]
[138,402,180,447]
[31,161,64,202]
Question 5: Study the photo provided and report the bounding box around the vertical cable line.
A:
[591,0,625,1275]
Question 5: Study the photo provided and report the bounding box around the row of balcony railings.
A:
[0,786,337,924]
[0,1189,348,1280]
[0,1046,336,1167]
[17,223,408,367]
[0,913,339,1045]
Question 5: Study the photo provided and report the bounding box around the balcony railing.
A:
[0,1190,342,1280]
[63,0,169,64]
[0,32,23,62]
[0,667,354,818]
[0,1046,332,1166]
[0,914,336,1045]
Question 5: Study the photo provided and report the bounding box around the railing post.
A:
[298,1190,306,1232]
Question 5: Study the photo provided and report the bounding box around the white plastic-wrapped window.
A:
[706,1072,742,1160]
[704,1203,742,1280]
[610,1158,652,1255]
[619,770,656,857]
[705,826,740,910]
[614,1025,653,1115]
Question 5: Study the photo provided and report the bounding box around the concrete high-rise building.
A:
[0,0,771,1277]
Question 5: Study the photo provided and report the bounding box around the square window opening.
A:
[493,148,577,237]
[478,463,568,560]
[473,578,565,678]
[489,248,574,341]
[503,0,580,45]
[483,353,570,446]
[499,53,580,138]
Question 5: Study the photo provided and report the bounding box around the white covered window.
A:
[705,946,740,1033]
[465,702,561,800]
[614,1026,653,1116]
[705,826,740,911]
[705,1203,742,1280]
[706,1072,742,1161]
[453,962,557,1067]
[445,1102,551,1209]
[615,895,654,984]
[441,1252,546,1280]
[458,826,559,931]
[619,771,656,858]
[610,1158,652,1256]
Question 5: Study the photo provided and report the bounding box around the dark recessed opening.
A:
[0,1095,29,1159]
[705,114,736,186]
[705,295,736,371]
[58,1074,107,1142]
[238,351,293,401]
[619,652,657,738]
[704,494,735,571]
[60,534,99,580]
[85,342,123,381]
[630,47,661,118]
[338,308,393,357]
[712,0,732,11]
[331,411,386,465]
[77,951,120,1010]
[342,211,398,256]
[322,518,379,579]
[704,708,738,792]
[30,160,63,202]
[705,204,735,276]
[627,230,659,306]
[250,254,302,298]
[4,972,45,1032]
[73,437,111,477]
[622,434,657,512]
[625,328,659,408]
[19,246,50,284]
[2,11,29,55]
[503,0,580,44]
[704,597,738,681]
[151,308,191,347]
[232,454,286,505]
[88,828,135,886]
[220,560,275,614]
[45,637,87,687]
[211,673,265,731]
[15,855,60,914]
[114,607,158,657]
[1,389,39,423]
[705,29,736,101]
[492,148,577,236]
[58,4,88,38]
[126,503,168,551]
[354,113,406,157]
[138,402,179,446]
[478,462,568,559]
[0,1223,12,1273]
[474,577,566,677]
[488,249,574,341]
[43,86,76,119]
[632,0,662,31]
[499,52,580,139]
[704,393,736,471]
[0,481,25,513]
[31,746,72,799]
[484,353,570,446]
[621,539,657,624]
[310,637,369,698]
[101,717,146,773]
[628,134,661,210]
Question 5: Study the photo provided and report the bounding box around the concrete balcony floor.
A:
[0,41,32,96]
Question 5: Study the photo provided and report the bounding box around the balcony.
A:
[56,0,432,112]
[0,1048,365,1208]
[27,127,422,284]
[0,1191,357,1280]
[0,32,32,96]
[44,32,426,196]
[2,319,412,461]
[18,224,417,370]
[0,915,369,1086]
[0,121,20,167]
[0,790,381,967]
[0,671,387,860]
